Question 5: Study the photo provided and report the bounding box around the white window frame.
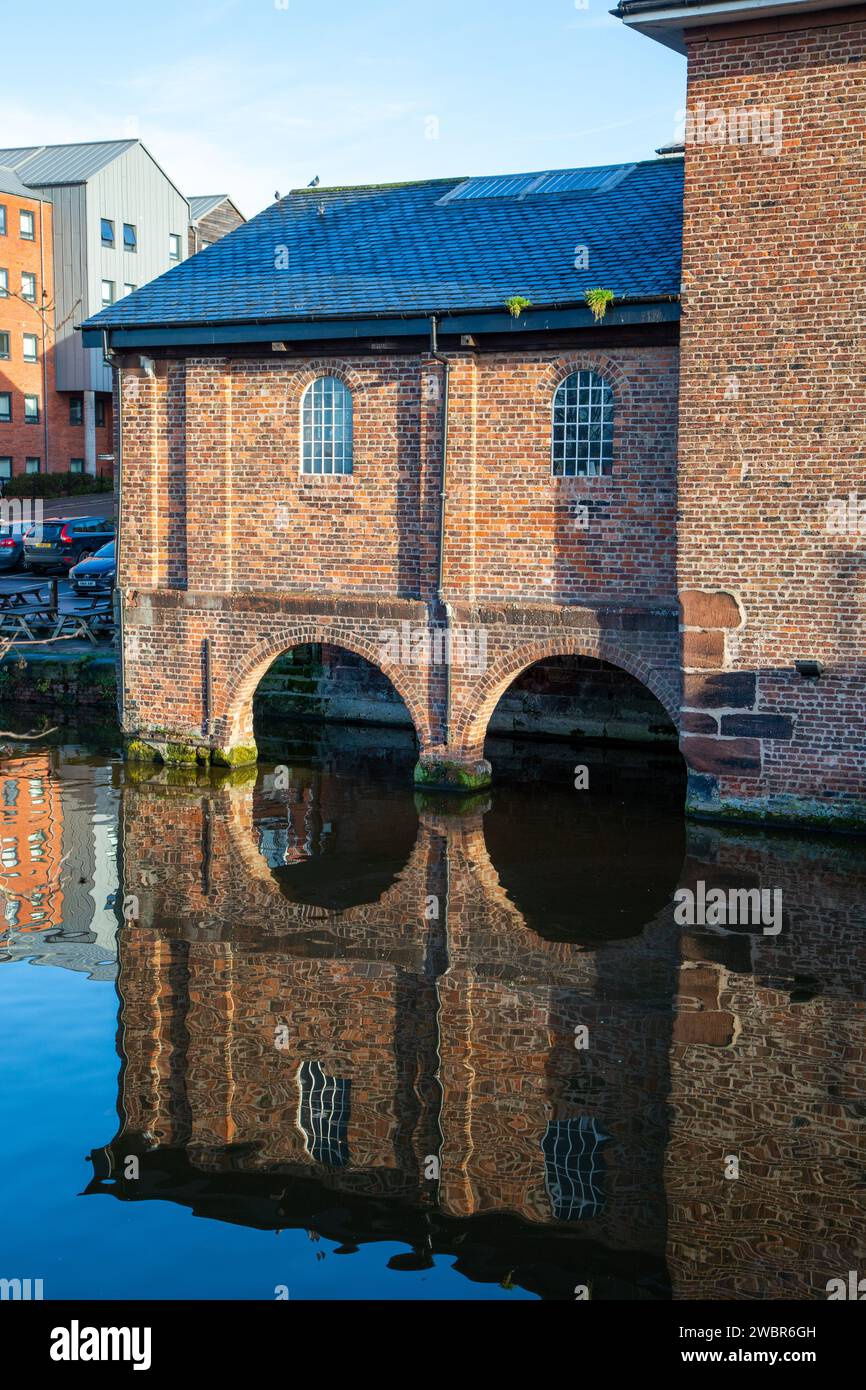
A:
[551,370,615,478]
[22,333,38,363]
[300,376,353,476]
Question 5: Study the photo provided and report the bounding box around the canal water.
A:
[0,717,864,1301]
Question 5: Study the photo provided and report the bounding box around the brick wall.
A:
[117,343,683,765]
[677,9,866,827]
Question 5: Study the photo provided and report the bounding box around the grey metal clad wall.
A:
[87,144,189,392]
[43,183,89,393]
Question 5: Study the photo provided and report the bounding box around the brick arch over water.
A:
[216,623,433,752]
[450,633,682,760]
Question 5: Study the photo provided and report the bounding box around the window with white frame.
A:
[168,233,181,263]
[23,333,37,363]
[101,279,115,307]
[301,376,353,476]
[19,209,35,241]
[21,271,36,303]
[551,370,614,477]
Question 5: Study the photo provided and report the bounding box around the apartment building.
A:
[0,139,191,477]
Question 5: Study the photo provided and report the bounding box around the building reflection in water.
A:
[0,749,119,979]
[86,749,866,1300]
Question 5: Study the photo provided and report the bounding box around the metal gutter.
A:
[612,0,863,52]
[82,300,680,352]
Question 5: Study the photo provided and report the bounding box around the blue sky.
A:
[0,0,686,217]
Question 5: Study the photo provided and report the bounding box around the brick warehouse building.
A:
[84,0,866,831]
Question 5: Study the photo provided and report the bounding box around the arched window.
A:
[301,375,353,475]
[551,370,614,477]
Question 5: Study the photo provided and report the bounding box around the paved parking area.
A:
[40,495,116,522]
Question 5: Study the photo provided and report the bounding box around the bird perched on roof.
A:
[308,175,320,187]
[274,190,281,201]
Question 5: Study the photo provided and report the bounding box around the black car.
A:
[23,516,116,572]
[69,541,116,595]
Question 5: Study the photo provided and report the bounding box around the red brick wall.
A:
[0,188,113,475]
[454,349,678,604]
[677,10,866,826]
[117,345,682,759]
[121,347,677,603]
[0,191,52,474]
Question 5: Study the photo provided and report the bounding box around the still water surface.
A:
[1,722,864,1300]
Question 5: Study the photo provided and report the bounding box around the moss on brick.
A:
[413,757,492,792]
[162,742,200,766]
[211,743,258,768]
[125,738,159,763]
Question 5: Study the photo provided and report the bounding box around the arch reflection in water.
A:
[88,744,866,1300]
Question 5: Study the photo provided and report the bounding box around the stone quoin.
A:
[84,0,866,831]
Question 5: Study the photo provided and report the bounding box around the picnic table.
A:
[53,594,116,644]
[0,581,115,644]
[0,579,58,613]
[0,580,60,640]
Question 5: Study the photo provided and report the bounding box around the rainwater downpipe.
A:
[105,330,125,730]
[429,316,453,745]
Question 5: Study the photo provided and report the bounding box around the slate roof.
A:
[0,140,138,185]
[84,157,683,331]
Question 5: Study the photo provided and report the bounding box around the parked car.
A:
[69,541,116,596]
[23,516,116,572]
[0,522,29,571]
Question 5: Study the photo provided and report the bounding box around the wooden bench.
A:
[53,596,116,644]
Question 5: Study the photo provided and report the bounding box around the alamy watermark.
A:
[379,620,487,675]
[677,101,783,156]
[826,494,866,540]
[674,879,782,935]
[0,497,43,539]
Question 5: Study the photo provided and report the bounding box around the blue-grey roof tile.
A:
[85,158,683,331]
